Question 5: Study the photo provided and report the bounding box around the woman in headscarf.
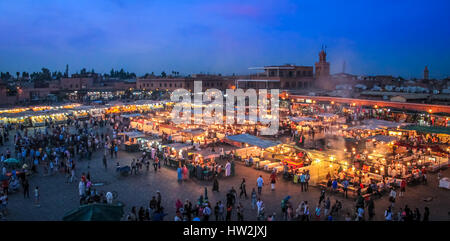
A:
[182,165,188,181]
[212,174,219,192]
[175,199,183,212]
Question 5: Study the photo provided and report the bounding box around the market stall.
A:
[118,131,146,152]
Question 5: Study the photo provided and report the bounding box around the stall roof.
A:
[137,136,161,142]
[163,143,193,150]
[400,125,450,135]
[227,134,278,149]
[180,128,205,135]
[288,116,316,123]
[316,113,337,118]
[121,113,142,118]
[362,119,407,128]
[367,135,398,142]
[119,131,146,138]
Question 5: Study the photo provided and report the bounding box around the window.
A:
[169,84,172,87]
[164,83,167,87]
[160,83,162,87]
[151,83,153,87]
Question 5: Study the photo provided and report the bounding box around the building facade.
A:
[237,64,314,90]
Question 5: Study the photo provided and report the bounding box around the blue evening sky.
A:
[0,0,449,78]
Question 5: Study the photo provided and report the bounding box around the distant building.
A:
[237,64,314,90]
[136,77,191,91]
[331,72,358,85]
[59,77,94,90]
[136,74,235,92]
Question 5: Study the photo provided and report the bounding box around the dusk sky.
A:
[0,0,449,78]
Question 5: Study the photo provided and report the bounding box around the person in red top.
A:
[400,179,406,197]
[270,171,277,191]
[421,167,428,184]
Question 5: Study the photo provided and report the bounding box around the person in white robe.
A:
[225,161,231,177]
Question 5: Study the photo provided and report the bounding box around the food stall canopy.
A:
[119,131,146,138]
[227,134,278,149]
[367,135,398,142]
[400,125,450,135]
[180,128,206,136]
[288,116,316,123]
[163,143,193,151]
[361,119,408,129]
[347,125,381,130]
[121,113,142,118]
[137,136,161,142]
[316,113,337,118]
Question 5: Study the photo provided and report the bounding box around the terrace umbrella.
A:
[62,203,124,221]
[3,158,19,164]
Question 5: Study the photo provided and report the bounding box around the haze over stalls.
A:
[0,0,449,79]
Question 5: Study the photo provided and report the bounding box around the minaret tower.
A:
[424,66,429,80]
[315,46,331,89]
[315,46,330,78]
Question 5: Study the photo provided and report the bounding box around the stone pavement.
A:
[2,130,450,221]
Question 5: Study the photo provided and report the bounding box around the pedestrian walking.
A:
[34,186,40,207]
[305,171,310,191]
[103,155,107,170]
[237,202,244,221]
[256,175,264,195]
[400,179,406,197]
[323,197,331,218]
[300,172,306,192]
[23,179,30,198]
[251,188,257,210]
[318,188,326,205]
[239,178,247,198]
[270,171,277,191]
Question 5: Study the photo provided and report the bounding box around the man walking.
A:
[342,178,349,198]
[34,186,40,207]
[239,178,247,199]
[256,175,264,195]
[23,179,30,198]
[103,155,107,171]
[300,172,306,192]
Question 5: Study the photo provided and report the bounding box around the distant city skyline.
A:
[1,0,449,79]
